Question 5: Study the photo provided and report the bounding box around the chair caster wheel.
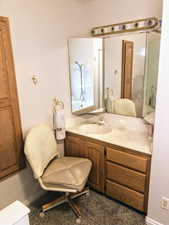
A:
[39,212,45,218]
[86,192,90,197]
[76,217,81,224]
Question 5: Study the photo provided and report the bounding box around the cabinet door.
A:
[86,142,105,192]
[65,135,87,158]
[0,18,24,179]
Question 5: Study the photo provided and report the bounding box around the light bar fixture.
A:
[91,17,160,37]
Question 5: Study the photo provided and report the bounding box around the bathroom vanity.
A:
[65,114,152,213]
[67,26,158,213]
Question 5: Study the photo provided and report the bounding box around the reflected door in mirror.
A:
[121,40,134,99]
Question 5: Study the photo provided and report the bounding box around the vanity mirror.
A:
[68,31,161,117]
[104,32,161,117]
[68,38,103,115]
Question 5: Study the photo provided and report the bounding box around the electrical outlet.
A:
[161,197,169,210]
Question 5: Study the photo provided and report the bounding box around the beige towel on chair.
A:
[114,98,136,117]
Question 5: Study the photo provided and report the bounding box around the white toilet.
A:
[0,201,30,225]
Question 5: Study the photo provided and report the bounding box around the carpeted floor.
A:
[29,190,146,225]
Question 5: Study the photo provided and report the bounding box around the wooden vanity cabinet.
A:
[106,147,151,212]
[65,135,88,158]
[65,134,105,192]
[65,132,151,213]
[85,142,105,192]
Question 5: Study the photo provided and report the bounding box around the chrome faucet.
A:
[90,117,105,126]
[96,119,105,126]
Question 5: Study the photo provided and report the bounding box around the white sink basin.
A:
[78,124,112,135]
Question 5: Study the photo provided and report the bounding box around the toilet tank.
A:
[0,201,30,225]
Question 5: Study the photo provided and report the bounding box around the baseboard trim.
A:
[146,216,164,225]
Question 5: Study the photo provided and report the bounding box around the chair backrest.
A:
[114,98,136,117]
[24,124,59,179]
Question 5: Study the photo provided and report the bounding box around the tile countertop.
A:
[66,113,152,155]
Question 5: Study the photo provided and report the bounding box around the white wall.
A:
[0,0,91,133]
[147,0,169,224]
[0,0,90,210]
[0,0,163,211]
[85,0,162,28]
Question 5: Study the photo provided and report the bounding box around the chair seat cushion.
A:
[41,157,92,192]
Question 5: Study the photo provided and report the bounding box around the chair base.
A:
[40,187,89,221]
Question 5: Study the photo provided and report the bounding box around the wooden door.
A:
[121,40,134,99]
[86,142,105,192]
[0,17,24,179]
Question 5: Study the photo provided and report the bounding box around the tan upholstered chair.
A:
[114,98,136,117]
[24,124,92,223]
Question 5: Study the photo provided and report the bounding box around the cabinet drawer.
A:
[106,162,146,193]
[106,180,145,212]
[106,147,148,173]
